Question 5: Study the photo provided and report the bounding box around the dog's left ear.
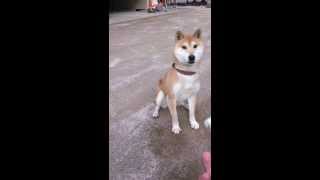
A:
[193,29,202,39]
[176,31,184,41]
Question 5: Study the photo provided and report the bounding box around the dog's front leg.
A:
[188,95,199,129]
[167,96,181,134]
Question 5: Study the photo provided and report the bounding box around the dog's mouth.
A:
[185,61,196,65]
[182,62,193,66]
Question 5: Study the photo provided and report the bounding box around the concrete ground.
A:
[109,6,212,180]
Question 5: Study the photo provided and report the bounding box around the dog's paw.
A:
[190,120,200,129]
[204,117,211,128]
[152,111,159,118]
[172,126,182,134]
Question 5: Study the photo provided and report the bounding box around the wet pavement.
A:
[109,6,212,180]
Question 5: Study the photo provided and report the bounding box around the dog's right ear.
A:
[176,31,184,41]
[193,29,202,39]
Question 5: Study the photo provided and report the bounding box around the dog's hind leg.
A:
[160,97,167,109]
[153,90,165,118]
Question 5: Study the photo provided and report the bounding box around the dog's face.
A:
[174,29,204,65]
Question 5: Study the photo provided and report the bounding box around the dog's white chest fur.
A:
[173,73,200,102]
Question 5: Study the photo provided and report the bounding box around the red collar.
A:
[172,63,196,76]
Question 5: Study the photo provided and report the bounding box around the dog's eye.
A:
[182,46,187,49]
[193,45,198,48]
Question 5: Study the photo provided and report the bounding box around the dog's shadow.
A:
[148,106,211,158]
[147,106,209,179]
[148,107,189,159]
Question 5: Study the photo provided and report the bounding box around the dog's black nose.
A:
[188,55,195,63]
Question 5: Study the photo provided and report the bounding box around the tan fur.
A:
[158,68,178,98]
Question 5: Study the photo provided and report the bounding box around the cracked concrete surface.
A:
[109,7,212,180]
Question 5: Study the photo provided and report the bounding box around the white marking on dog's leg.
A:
[160,98,167,109]
[188,95,199,129]
[167,96,181,134]
[152,91,164,118]
[204,116,211,128]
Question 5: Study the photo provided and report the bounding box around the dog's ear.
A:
[176,31,184,41]
[193,29,202,39]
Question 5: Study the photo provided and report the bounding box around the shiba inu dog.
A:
[152,29,204,134]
